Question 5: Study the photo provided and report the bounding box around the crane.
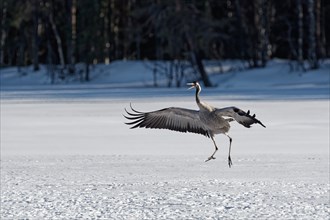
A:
[124,81,266,167]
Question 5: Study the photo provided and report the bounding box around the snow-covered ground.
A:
[1,60,329,219]
[1,59,330,89]
[1,155,329,219]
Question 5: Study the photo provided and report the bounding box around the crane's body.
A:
[124,81,265,167]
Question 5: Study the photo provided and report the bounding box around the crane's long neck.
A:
[195,84,213,112]
[195,85,201,104]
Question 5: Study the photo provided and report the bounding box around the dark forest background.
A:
[1,0,329,85]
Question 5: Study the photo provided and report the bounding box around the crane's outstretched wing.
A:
[124,105,210,137]
[215,107,266,128]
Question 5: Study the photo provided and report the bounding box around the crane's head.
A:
[187,81,200,90]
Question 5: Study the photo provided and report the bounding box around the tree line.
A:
[1,0,329,85]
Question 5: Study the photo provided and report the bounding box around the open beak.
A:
[187,82,195,90]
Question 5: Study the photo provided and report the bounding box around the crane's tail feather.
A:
[245,110,266,128]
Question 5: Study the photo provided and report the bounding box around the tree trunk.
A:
[17,25,25,73]
[85,62,90,82]
[108,0,114,61]
[0,0,8,66]
[185,31,212,87]
[297,0,304,70]
[49,6,65,69]
[307,0,318,69]
[320,0,327,57]
[104,0,111,63]
[260,0,269,67]
[234,0,247,60]
[315,0,325,59]
[47,39,55,84]
[72,0,77,67]
[32,1,39,71]
[190,51,212,87]
[46,16,55,84]
[66,0,76,73]
[250,0,269,67]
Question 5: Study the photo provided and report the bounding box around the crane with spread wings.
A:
[124,81,266,167]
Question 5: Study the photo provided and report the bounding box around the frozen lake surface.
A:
[1,91,329,219]
[1,60,329,219]
[1,155,329,219]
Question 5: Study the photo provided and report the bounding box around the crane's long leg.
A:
[205,136,218,162]
[226,134,233,168]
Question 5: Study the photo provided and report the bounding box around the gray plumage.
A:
[124,81,266,167]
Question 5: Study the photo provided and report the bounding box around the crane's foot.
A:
[228,156,233,168]
[205,156,216,162]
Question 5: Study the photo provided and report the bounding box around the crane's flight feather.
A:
[124,105,210,137]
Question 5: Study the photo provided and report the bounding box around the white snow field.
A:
[1,60,329,219]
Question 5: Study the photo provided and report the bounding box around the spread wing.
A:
[124,105,210,137]
[215,107,266,128]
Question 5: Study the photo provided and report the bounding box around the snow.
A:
[1,155,329,219]
[1,99,329,156]
[1,59,329,89]
[1,59,329,219]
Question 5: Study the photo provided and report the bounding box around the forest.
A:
[0,0,329,85]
